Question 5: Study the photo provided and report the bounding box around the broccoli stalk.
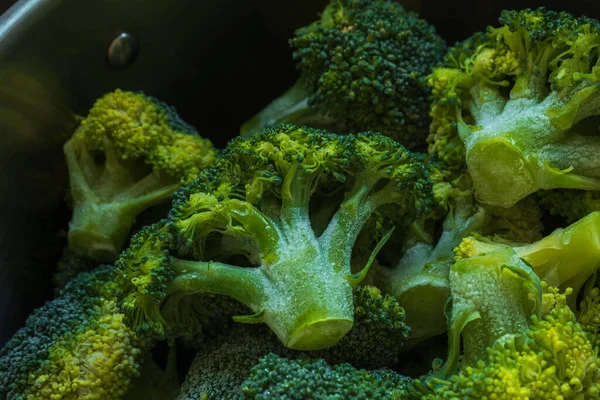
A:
[64,90,216,262]
[65,136,179,262]
[377,189,486,340]
[241,0,447,147]
[427,8,600,207]
[119,125,431,350]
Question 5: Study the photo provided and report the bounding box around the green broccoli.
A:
[417,248,600,399]
[427,8,600,207]
[177,284,409,399]
[241,0,447,147]
[118,125,431,350]
[241,354,412,399]
[64,89,217,262]
[376,167,543,341]
[0,266,149,400]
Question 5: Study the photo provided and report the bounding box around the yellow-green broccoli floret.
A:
[426,8,600,207]
[0,266,149,400]
[118,125,431,351]
[64,90,217,262]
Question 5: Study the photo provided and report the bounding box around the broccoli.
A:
[0,265,148,400]
[241,0,447,147]
[178,284,409,399]
[427,8,600,207]
[118,124,431,350]
[64,90,217,262]
[376,167,543,341]
[241,354,412,399]
[417,247,600,399]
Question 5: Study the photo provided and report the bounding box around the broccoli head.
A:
[241,0,447,147]
[418,249,600,399]
[64,89,216,262]
[0,266,148,400]
[118,124,431,350]
[427,8,600,207]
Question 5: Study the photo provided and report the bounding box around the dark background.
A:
[2,0,600,45]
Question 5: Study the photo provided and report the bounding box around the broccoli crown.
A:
[64,90,217,262]
[416,241,600,399]
[290,0,447,146]
[424,304,600,399]
[241,0,447,147]
[0,266,146,400]
[74,89,216,183]
[241,353,411,399]
[119,125,431,350]
[426,8,600,207]
[537,189,600,223]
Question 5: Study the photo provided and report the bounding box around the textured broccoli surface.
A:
[0,266,148,400]
[241,0,447,148]
[118,124,431,350]
[64,90,217,262]
[427,8,600,207]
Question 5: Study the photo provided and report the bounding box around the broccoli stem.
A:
[378,190,488,342]
[515,211,600,307]
[65,139,178,262]
[464,95,600,207]
[240,76,339,136]
[240,77,313,136]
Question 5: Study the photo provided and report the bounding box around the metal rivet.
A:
[107,33,139,69]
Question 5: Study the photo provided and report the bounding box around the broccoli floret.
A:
[0,266,148,400]
[241,0,447,147]
[376,166,543,341]
[456,211,600,308]
[418,251,600,399]
[118,125,431,350]
[64,90,217,262]
[52,247,98,290]
[241,354,412,399]
[427,8,600,207]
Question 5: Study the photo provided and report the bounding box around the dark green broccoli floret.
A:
[64,89,217,262]
[427,8,600,208]
[0,265,149,400]
[241,354,411,399]
[118,125,431,350]
[241,0,447,148]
